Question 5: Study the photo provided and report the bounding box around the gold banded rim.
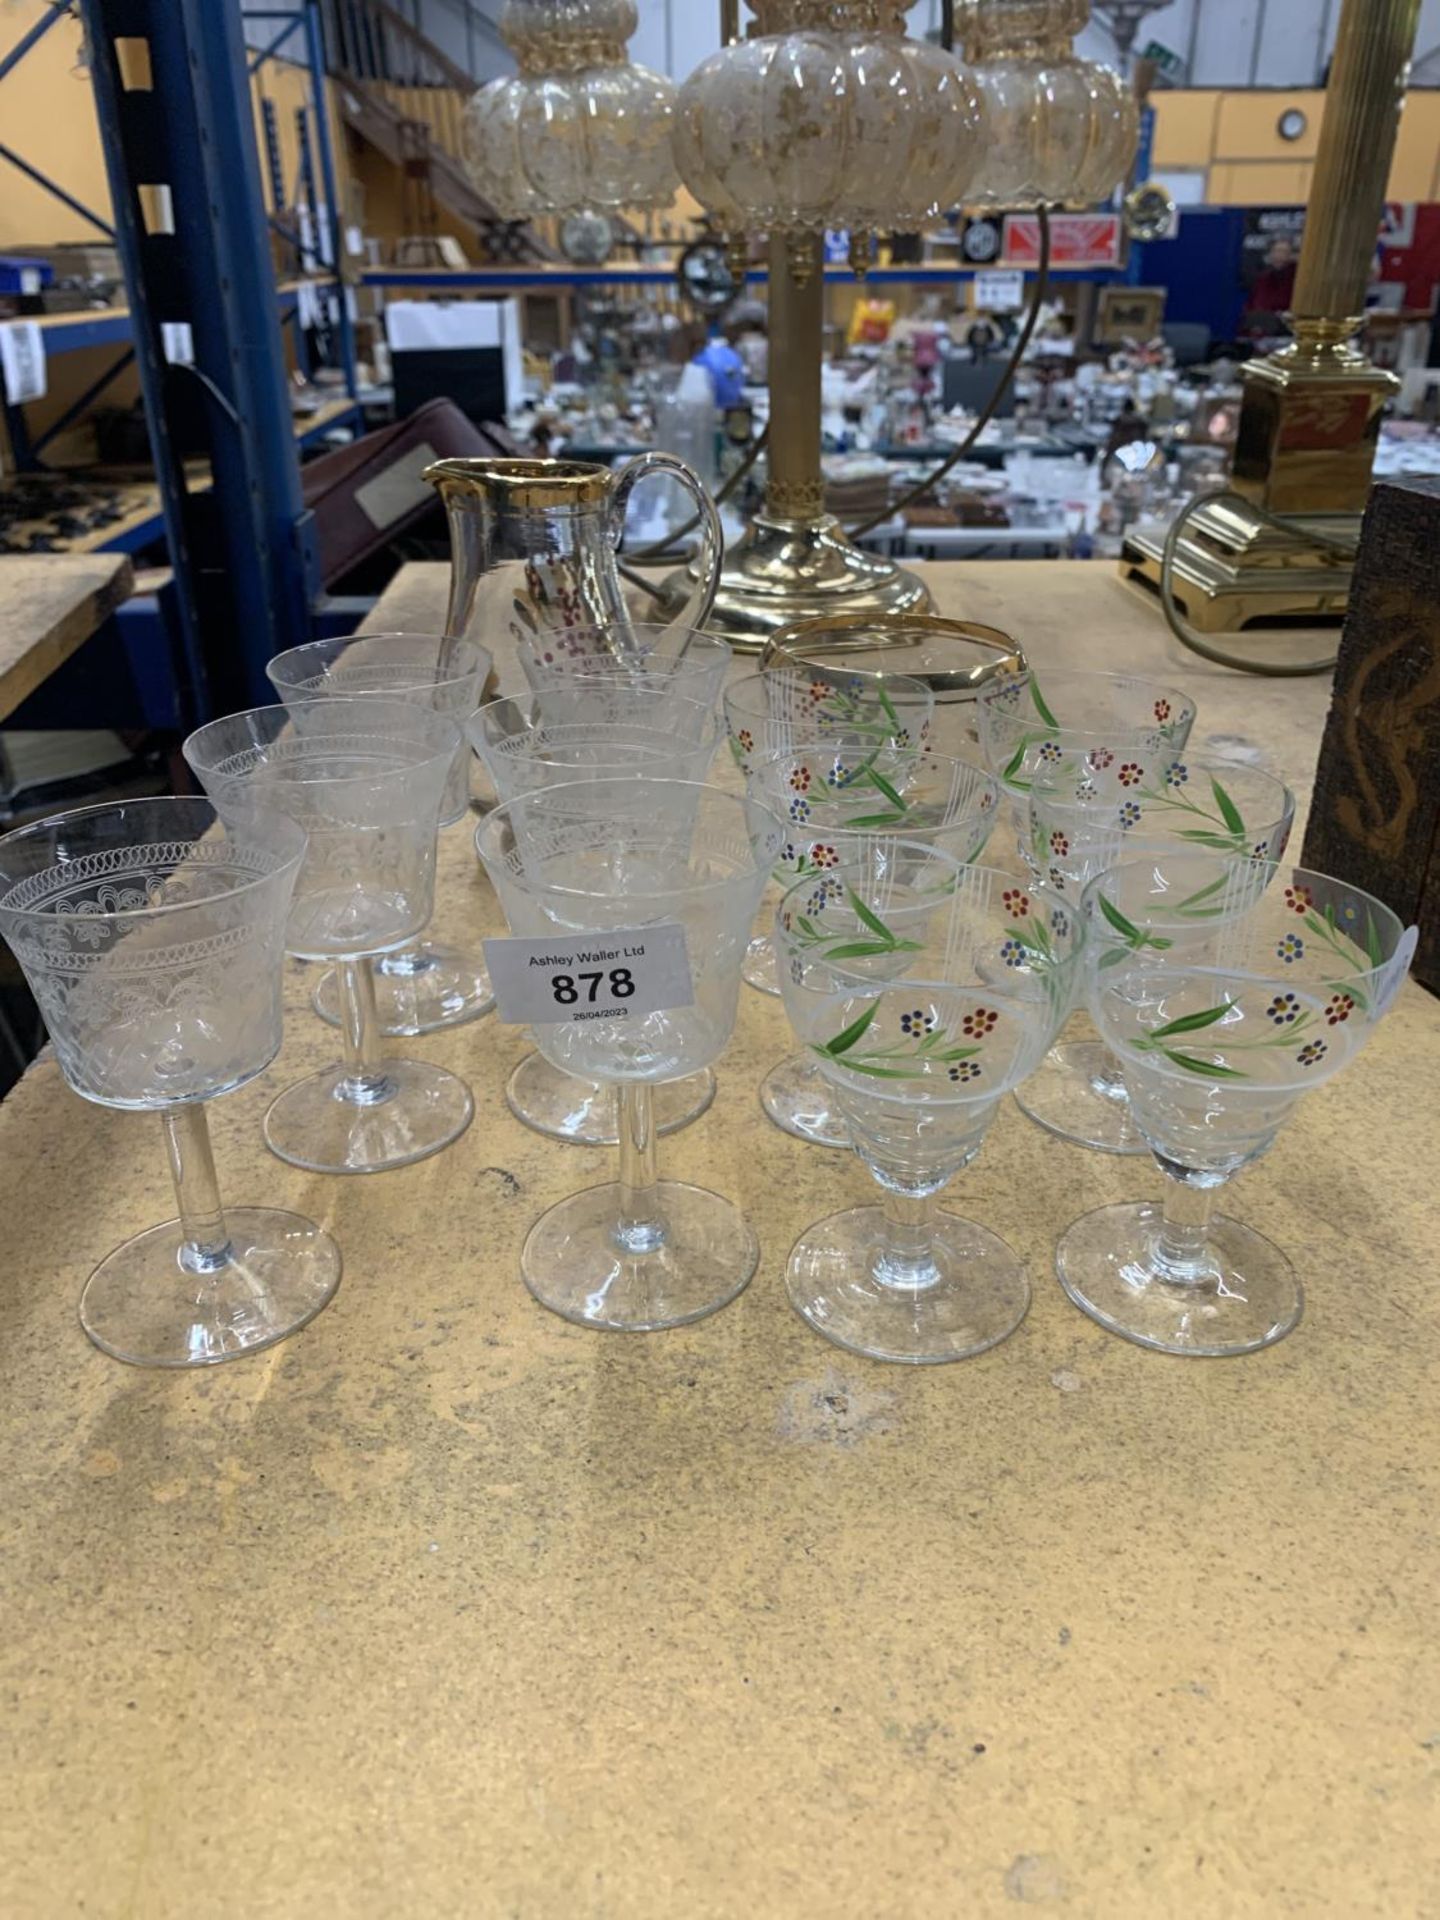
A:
[761,613,1025,697]
[423,457,615,509]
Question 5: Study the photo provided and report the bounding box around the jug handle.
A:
[607,451,724,632]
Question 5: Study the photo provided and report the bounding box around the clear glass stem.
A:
[874,1189,941,1291]
[615,1083,666,1254]
[337,959,396,1106]
[1151,1168,1221,1286]
[377,942,435,980]
[162,1105,233,1275]
[1090,1047,1128,1101]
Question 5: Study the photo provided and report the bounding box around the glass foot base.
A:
[80,1209,341,1368]
[505,1052,715,1145]
[265,1058,473,1174]
[522,1179,757,1330]
[1055,1201,1303,1356]
[742,932,780,996]
[312,941,494,1036]
[1013,1040,1147,1155]
[786,1206,1030,1364]
[760,1052,848,1148]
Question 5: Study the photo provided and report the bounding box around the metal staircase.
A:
[320,0,554,261]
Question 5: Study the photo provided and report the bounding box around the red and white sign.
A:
[1379,202,1416,249]
[1002,212,1123,269]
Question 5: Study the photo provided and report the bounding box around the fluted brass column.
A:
[1121,0,1422,633]
[682,233,932,649]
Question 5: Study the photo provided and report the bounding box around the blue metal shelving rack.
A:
[1,0,361,719]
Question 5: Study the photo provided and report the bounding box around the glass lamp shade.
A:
[673,1,986,238]
[463,0,680,218]
[958,0,1138,208]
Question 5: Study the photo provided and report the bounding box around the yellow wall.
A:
[1151,87,1440,204]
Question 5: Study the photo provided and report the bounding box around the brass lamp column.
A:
[698,234,931,646]
[1122,0,1422,632]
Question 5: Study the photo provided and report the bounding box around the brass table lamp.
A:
[1121,0,1423,648]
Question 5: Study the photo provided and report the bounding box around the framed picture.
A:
[1095,285,1166,344]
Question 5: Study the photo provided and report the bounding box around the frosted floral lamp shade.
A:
[463,0,680,218]
[957,0,1138,208]
[673,0,987,249]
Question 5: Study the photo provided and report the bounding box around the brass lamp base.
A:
[674,513,932,651]
[1119,495,1356,632]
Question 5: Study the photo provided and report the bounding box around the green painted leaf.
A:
[1364,912,1383,969]
[937,1045,982,1062]
[822,1001,880,1056]
[1210,776,1244,835]
[1002,742,1028,783]
[876,684,900,732]
[1148,1001,1233,1039]
[863,765,906,809]
[1174,828,1249,850]
[1161,1048,1248,1078]
[1097,893,1142,942]
[1029,679,1060,728]
[847,890,894,941]
[820,938,922,959]
[844,810,910,828]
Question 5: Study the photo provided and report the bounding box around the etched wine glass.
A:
[184,698,472,1175]
[0,797,341,1366]
[976,667,1196,843]
[747,740,1000,1145]
[723,664,934,994]
[476,778,782,1330]
[1056,853,1413,1356]
[265,631,494,1037]
[517,620,732,714]
[1021,750,1296,1152]
[776,852,1082,1363]
[468,690,725,1145]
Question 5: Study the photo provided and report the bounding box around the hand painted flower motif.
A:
[1048,865,1066,890]
[979,789,996,812]
[1251,841,1269,861]
[962,1006,999,1036]
[810,845,839,868]
[807,681,828,704]
[1002,889,1030,918]
[894,728,912,748]
[825,762,851,787]
[1037,741,1063,763]
[1051,907,1070,939]
[948,1061,982,1083]
[1164,763,1188,788]
[1277,933,1304,964]
[999,938,1027,968]
[789,956,805,986]
[807,877,843,912]
[782,841,797,863]
[900,1008,935,1036]
[788,796,811,823]
[1285,885,1313,914]
[1088,747,1115,770]
[1154,699,1171,722]
[1267,992,1300,1025]
[1325,993,1355,1025]
[1050,830,1069,856]
[736,729,753,753]
[1340,901,1360,926]
[1118,763,1142,787]
[788,766,811,793]
[1118,801,1142,829]
[1297,1039,1328,1067]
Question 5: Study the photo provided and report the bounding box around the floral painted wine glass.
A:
[748,741,1000,1146]
[265,631,494,1037]
[476,779,782,1330]
[468,690,724,1146]
[976,667,1196,843]
[516,621,732,714]
[1056,853,1414,1356]
[184,698,473,1175]
[777,852,1082,1363]
[1021,750,1296,1153]
[723,665,934,993]
[0,797,341,1366]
